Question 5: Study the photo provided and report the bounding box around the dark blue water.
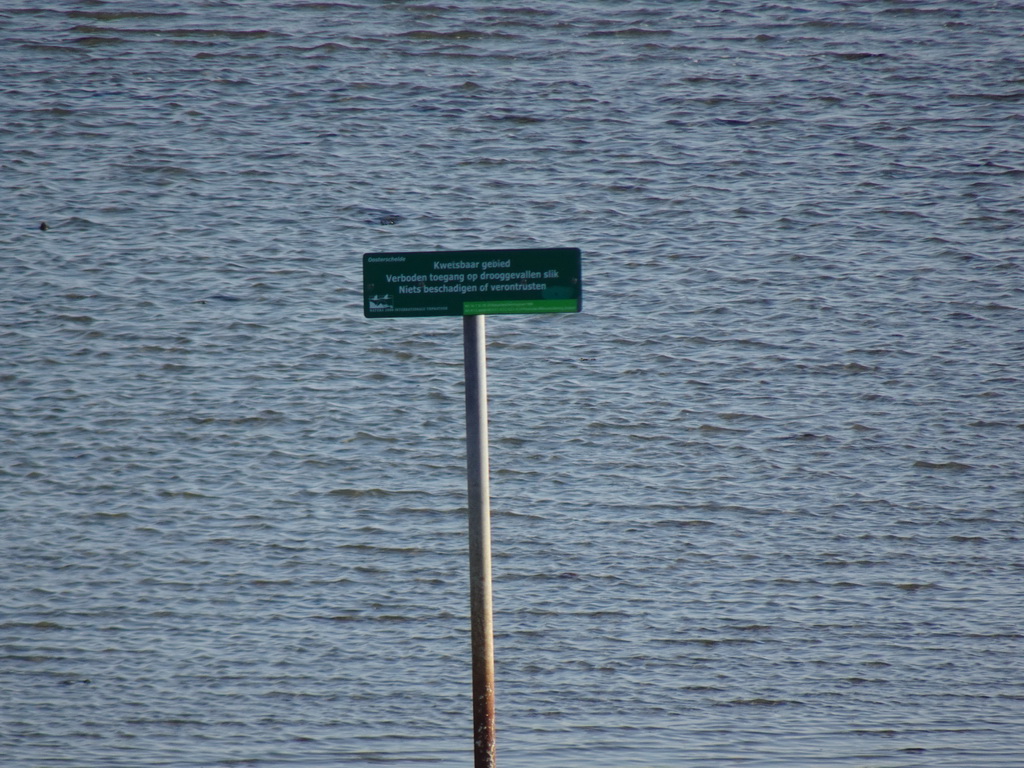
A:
[2,2,1022,766]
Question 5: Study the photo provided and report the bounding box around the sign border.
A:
[363,247,582,319]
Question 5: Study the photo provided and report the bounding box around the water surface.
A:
[2,2,1022,766]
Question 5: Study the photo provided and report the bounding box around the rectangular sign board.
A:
[363,248,581,318]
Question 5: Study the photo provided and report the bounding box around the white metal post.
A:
[462,313,496,768]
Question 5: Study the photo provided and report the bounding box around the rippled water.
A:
[3,2,1023,766]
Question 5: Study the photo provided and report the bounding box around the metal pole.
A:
[463,313,496,768]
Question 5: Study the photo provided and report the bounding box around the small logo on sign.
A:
[368,294,394,312]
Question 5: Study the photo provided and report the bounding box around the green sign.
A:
[363,248,581,318]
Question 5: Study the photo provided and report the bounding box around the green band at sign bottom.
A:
[463,299,578,315]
